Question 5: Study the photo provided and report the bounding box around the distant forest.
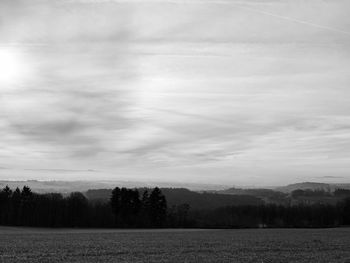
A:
[0,185,349,228]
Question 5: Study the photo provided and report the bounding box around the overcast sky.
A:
[0,0,349,186]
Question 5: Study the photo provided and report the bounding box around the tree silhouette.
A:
[0,186,12,224]
[20,186,33,225]
[110,187,167,227]
[11,187,21,225]
[140,190,151,227]
[149,187,167,227]
[110,187,121,225]
[66,192,89,227]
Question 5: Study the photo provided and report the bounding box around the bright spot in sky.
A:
[0,48,26,85]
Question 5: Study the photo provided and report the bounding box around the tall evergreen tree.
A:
[149,187,167,227]
[66,192,88,227]
[0,186,12,224]
[11,187,21,225]
[140,190,151,227]
[110,187,121,225]
[20,186,34,225]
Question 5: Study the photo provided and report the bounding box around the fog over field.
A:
[0,0,350,186]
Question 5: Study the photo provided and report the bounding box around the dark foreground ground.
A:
[0,227,349,263]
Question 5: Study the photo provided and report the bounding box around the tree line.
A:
[191,200,350,228]
[291,188,350,198]
[0,185,349,228]
[0,186,167,228]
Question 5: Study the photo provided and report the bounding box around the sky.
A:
[0,0,350,186]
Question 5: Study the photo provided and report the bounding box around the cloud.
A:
[316,176,345,179]
[24,168,98,173]
[0,0,349,185]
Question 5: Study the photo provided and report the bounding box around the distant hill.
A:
[0,180,225,193]
[85,188,263,210]
[215,188,289,205]
[2,180,349,194]
[276,182,350,193]
[0,180,116,194]
[1,180,349,208]
[161,188,263,210]
[85,189,112,201]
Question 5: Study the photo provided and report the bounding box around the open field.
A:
[0,227,349,262]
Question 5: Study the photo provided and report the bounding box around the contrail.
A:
[236,5,350,37]
[67,0,350,37]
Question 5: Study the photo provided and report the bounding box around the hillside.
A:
[215,188,289,205]
[276,182,350,193]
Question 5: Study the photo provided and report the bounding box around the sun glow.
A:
[0,48,28,86]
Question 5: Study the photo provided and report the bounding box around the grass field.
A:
[0,227,349,262]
